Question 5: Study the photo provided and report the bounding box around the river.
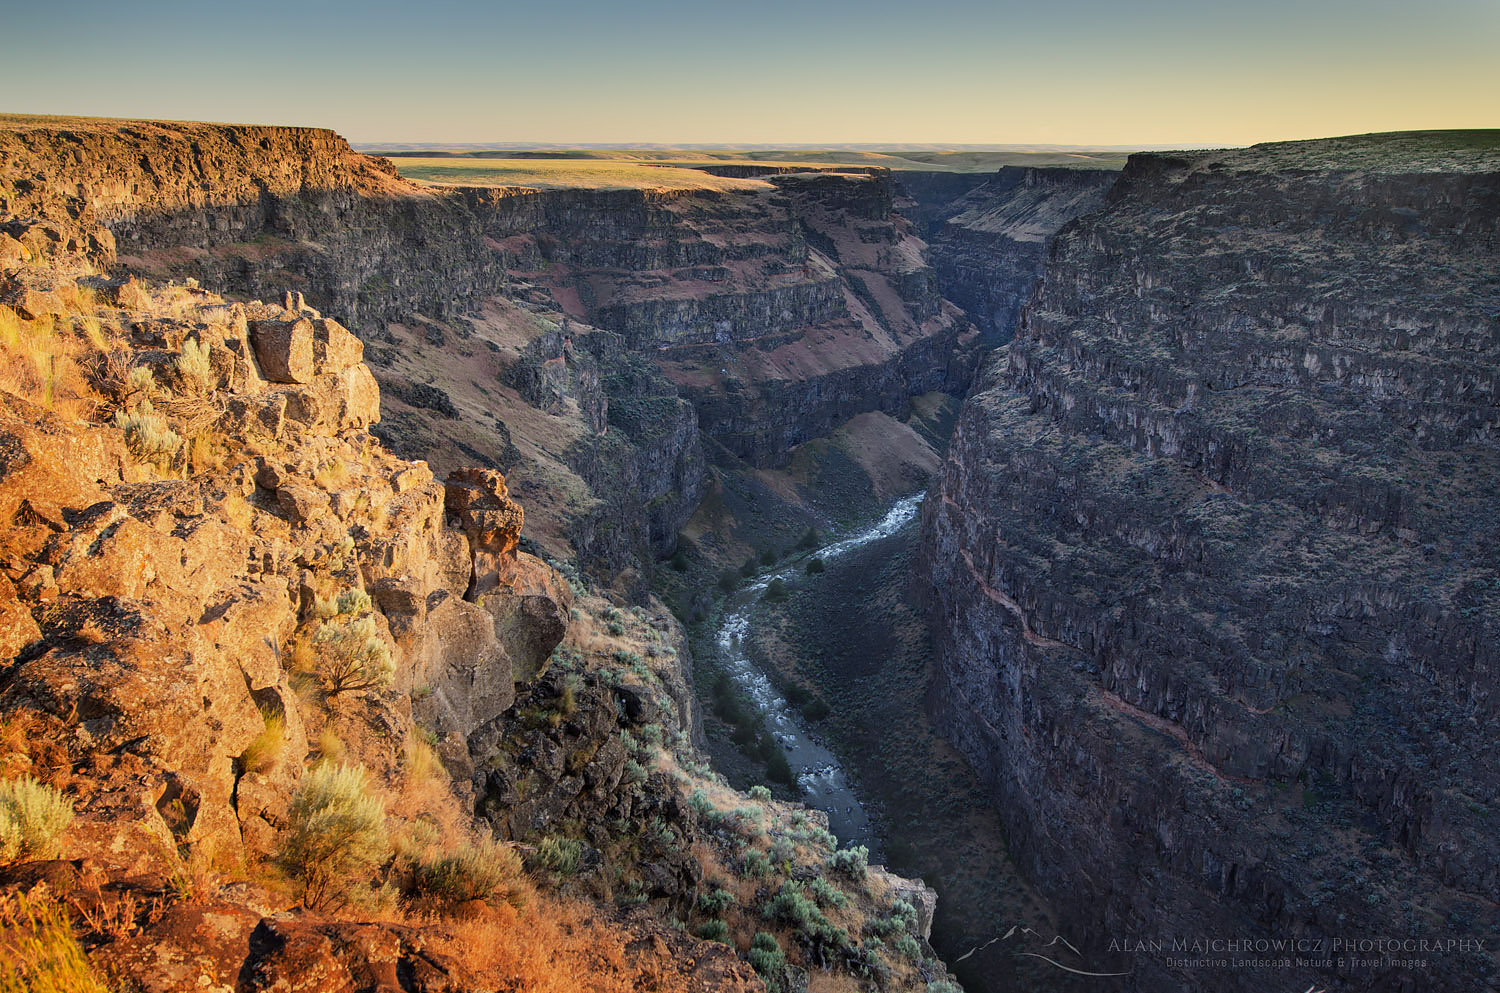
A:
[712,492,925,848]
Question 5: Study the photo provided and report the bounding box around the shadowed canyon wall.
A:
[920,132,1500,993]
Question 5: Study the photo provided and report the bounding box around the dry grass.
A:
[0,306,97,420]
[0,892,111,993]
[425,897,639,993]
[392,157,770,193]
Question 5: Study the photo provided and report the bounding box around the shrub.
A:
[807,875,848,908]
[114,399,181,464]
[694,918,730,943]
[740,848,773,878]
[279,764,389,909]
[0,893,110,993]
[805,557,825,574]
[762,880,849,954]
[759,548,777,566]
[697,887,736,915]
[718,570,739,592]
[530,835,582,878]
[415,837,527,908]
[827,844,869,882]
[748,932,787,993]
[0,776,73,863]
[747,785,772,802]
[928,982,964,993]
[174,338,213,392]
[313,591,393,697]
[740,557,758,577]
[762,578,788,603]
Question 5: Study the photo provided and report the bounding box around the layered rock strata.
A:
[921,132,1500,992]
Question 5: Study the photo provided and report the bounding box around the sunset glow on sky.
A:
[4,0,1496,146]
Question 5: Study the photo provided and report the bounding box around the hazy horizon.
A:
[3,0,1496,147]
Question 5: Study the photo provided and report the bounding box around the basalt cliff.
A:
[921,132,1500,992]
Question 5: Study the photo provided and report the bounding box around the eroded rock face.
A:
[0,282,571,875]
[921,133,1500,992]
[920,166,1117,342]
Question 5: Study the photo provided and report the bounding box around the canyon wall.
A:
[1,119,979,585]
[920,132,1500,992]
[919,166,1116,342]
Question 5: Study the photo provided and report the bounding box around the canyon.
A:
[0,113,1496,993]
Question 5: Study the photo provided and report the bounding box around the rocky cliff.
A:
[919,166,1117,342]
[921,131,1500,992]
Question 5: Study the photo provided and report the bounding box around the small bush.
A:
[698,887,736,915]
[114,399,181,464]
[740,557,758,577]
[718,570,739,592]
[762,880,849,954]
[759,548,777,566]
[0,776,73,863]
[740,848,774,879]
[748,785,772,802]
[694,918,730,943]
[762,578,788,603]
[313,591,393,697]
[748,932,788,993]
[827,844,869,882]
[807,875,848,908]
[530,835,582,878]
[415,837,527,908]
[174,338,213,392]
[805,557,825,575]
[279,764,389,909]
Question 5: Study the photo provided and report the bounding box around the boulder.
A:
[311,317,363,374]
[250,316,315,384]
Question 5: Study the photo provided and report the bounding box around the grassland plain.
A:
[377,146,1135,172]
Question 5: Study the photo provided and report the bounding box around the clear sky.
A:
[3,0,1496,146]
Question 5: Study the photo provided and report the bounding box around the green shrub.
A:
[174,338,213,392]
[531,835,582,877]
[694,918,730,943]
[759,548,778,566]
[827,844,868,882]
[313,592,394,697]
[807,875,848,908]
[718,570,739,592]
[805,557,825,574]
[740,848,774,879]
[698,887,736,915]
[114,399,181,463]
[279,764,389,909]
[748,932,788,993]
[0,777,73,863]
[747,785,772,802]
[762,880,849,953]
[415,837,526,907]
[928,982,964,993]
[762,578,788,603]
